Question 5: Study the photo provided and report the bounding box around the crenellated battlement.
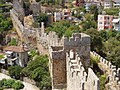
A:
[66,51,100,90]
[11,1,101,89]
[10,9,37,43]
[39,22,90,51]
[91,51,120,88]
[47,32,91,90]
[64,33,90,48]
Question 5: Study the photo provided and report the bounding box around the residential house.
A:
[98,15,114,30]
[113,0,120,8]
[62,8,71,20]
[3,45,29,67]
[54,12,62,22]
[103,0,113,9]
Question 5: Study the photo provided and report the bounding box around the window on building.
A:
[99,17,102,20]
[99,22,102,24]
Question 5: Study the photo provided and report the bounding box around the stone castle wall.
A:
[63,33,90,68]
[11,1,101,89]
[10,9,25,41]
[66,51,100,90]
[91,51,120,90]
[10,9,38,44]
[48,33,99,90]
[13,0,25,21]
[49,46,66,89]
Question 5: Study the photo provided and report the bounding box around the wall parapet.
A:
[10,9,38,45]
[90,51,120,86]
[66,52,100,90]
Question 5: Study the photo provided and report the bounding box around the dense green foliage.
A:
[21,55,51,89]
[0,0,13,44]
[0,79,24,90]
[85,28,103,53]
[87,29,120,68]
[89,5,98,21]
[46,20,80,38]
[29,49,39,58]
[80,13,97,30]
[91,54,106,90]
[12,80,24,90]
[0,0,5,4]
[35,13,48,27]
[8,65,23,79]
[72,7,86,20]
[8,38,18,46]
[99,75,106,90]
[0,54,4,59]
[36,0,65,5]
[104,32,120,67]
[0,13,13,34]
[104,8,119,15]
[0,1,13,34]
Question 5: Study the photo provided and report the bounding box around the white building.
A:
[98,15,114,31]
[3,46,29,67]
[104,0,112,9]
[54,12,62,22]
[113,0,120,8]
[112,18,120,31]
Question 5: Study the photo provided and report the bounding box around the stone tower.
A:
[49,33,91,90]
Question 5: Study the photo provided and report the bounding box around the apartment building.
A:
[113,0,120,8]
[98,15,114,30]
[103,0,113,9]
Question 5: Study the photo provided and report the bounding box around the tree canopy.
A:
[0,79,24,90]
[8,65,23,79]
[104,8,119,16]
[46,20,81,38]
[21,55,51,89]
[35,13,48,27]
[0,13,13,34]
[8,38,18,46]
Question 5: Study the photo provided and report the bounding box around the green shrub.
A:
[0,54,5,59]
[90,54,100,65]
[100,75,106,90]
[12,81,24,90]
[8,65,23,79]
[0,79,24,90]
[0,79,6,87]
[3,79,15,88]
[8,38,18,46]
[21,55,51,89]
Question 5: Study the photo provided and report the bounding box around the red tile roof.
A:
[4,46,28,53]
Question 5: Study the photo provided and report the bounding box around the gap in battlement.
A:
[51,46,63,51]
